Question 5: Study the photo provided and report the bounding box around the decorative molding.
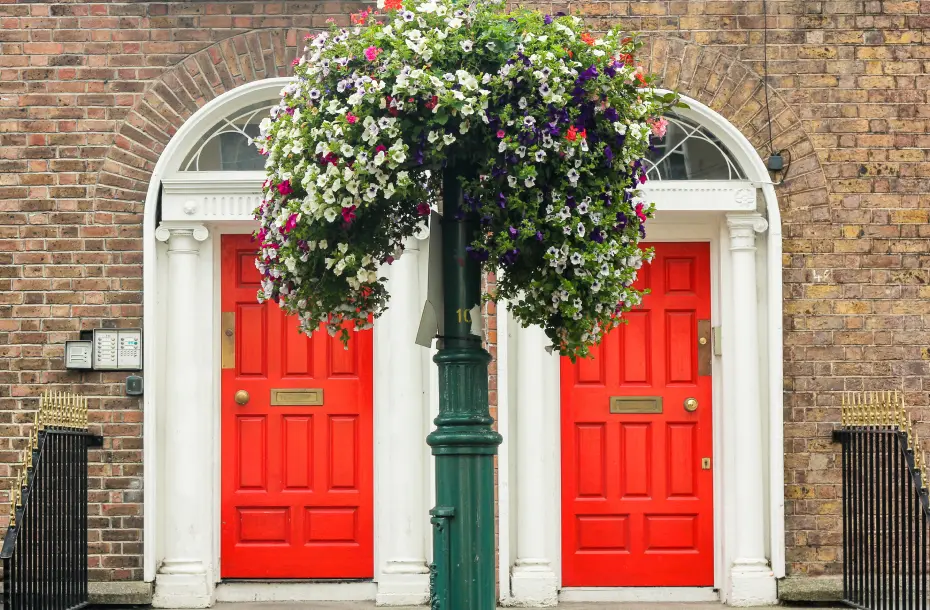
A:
[726,213,769,252]
[642,181,758,212]
[161,176,264,222]
[155,224,209,251]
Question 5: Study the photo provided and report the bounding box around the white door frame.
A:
[142,78,434,607]
[498,96,784,607]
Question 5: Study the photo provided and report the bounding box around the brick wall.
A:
[1,0,929,583]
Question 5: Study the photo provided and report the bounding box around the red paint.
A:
[561,242,714,587]
[221,234,374,578]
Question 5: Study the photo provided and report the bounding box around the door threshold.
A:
[559,587,719,603]
[215,580,377,602]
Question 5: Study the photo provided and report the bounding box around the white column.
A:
[376,236,430,605]
[152,224,214,609]
[725,213,777,606]
[511,324,558,606]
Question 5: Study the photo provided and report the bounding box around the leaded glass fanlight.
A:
[644,114,745,180]
[180,101,272,171]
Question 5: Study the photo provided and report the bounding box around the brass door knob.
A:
[684,397,698,412]
[234,390,250,405]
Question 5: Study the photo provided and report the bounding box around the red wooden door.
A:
[561,242,714,587]
[220,234,374,578]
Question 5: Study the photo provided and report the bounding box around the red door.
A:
[561,242,714,587]
[220,234,374,578]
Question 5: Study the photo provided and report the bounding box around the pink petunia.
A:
[635,202,647,223]
[497,130,506,138]
[277,180,293,196]
[648,117,668,138]
[416,202,430,216]
[283,213,299,234]
[364,46,381,61]
[346,112,358,124]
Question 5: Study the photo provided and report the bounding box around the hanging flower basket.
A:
[253,0,679,359]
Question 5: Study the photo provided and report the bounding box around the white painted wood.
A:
[214,582,377,602]
[375,236,430,606]
[724,213,777,606]
[151,224,214,609]
[510,324,558,606]
[641,180,757,212]
[496,304,513,606]
[559,587,720,603]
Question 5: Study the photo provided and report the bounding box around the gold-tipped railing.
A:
[2,390,97,610]
[835,390,929,609]
[841,390,927,488]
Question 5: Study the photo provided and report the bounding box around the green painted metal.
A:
[427,164,502,609]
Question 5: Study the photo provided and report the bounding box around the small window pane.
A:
[180,101,272,172]
[645,114,745,180]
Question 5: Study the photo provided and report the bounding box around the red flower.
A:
[424,95,439,110]
[566,126,578,141]
[277,180,293,196]
[341,205,357,225]
[385,96,399,116]
[579,128,587,140]
[283,213,299,234]
[375,144,388,155]
[291,57,300,66]
[417,202,430,216]
[635,202,647,221]
[581,32,595,45]
[384,0,403,10]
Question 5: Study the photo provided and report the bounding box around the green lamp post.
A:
[427,164,502,609]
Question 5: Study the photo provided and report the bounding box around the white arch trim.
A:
[143,77,436,607]
[498,94,784,607]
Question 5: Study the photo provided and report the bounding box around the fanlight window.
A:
[645,114,745,180]
[180,101,272,172]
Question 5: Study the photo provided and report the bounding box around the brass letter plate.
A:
[270,388,324,406]
[221,312,235,369]
[609,396,663,414]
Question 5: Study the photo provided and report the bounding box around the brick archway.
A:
[643,36,829,217]
[93,28,306,213]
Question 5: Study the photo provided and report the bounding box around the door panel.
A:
[221,234,374,578]
[561,242,714,587]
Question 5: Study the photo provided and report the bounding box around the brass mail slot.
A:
[270,388,324,406]
[609,396,663,414]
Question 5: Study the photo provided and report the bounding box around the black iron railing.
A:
[1,392,101,610]
[834,391,929,610]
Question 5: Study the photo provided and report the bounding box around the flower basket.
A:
[254,0,679,359]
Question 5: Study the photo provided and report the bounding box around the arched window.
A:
[179,101,272,172]
[644,114,745,181]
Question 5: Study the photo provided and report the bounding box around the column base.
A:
[728,559,777,607]
[152,560,214,609]
[510,561,558,607]
[376,562,430,606]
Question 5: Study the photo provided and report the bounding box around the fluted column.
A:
[152,224,213,609]
[510,324,558,606]
[725,213,777,606]
[376,235,430,605]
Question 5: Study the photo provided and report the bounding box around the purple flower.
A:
[605,107,619,122]
[508,225,518,239]
[544,14,553,24]
[639,224,647,239]
[498,192,507,209]
[604,145,614,166]
[500,248,520,266]
[590,228,605,243]
[536,230,543,241]
[466,246,490,261]
[578,65,599,83]
[566,195,576,208]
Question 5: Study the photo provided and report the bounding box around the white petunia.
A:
[460,40,473,52]
[443,134,456,145]
[524,176,535,188]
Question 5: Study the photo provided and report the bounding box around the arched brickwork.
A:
[93,28,307,213]
[641,37,829,222]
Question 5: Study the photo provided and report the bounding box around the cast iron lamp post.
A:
[427,164,502,609]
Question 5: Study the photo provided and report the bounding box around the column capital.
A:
[726,212,768,252]
[155,223,209,253]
